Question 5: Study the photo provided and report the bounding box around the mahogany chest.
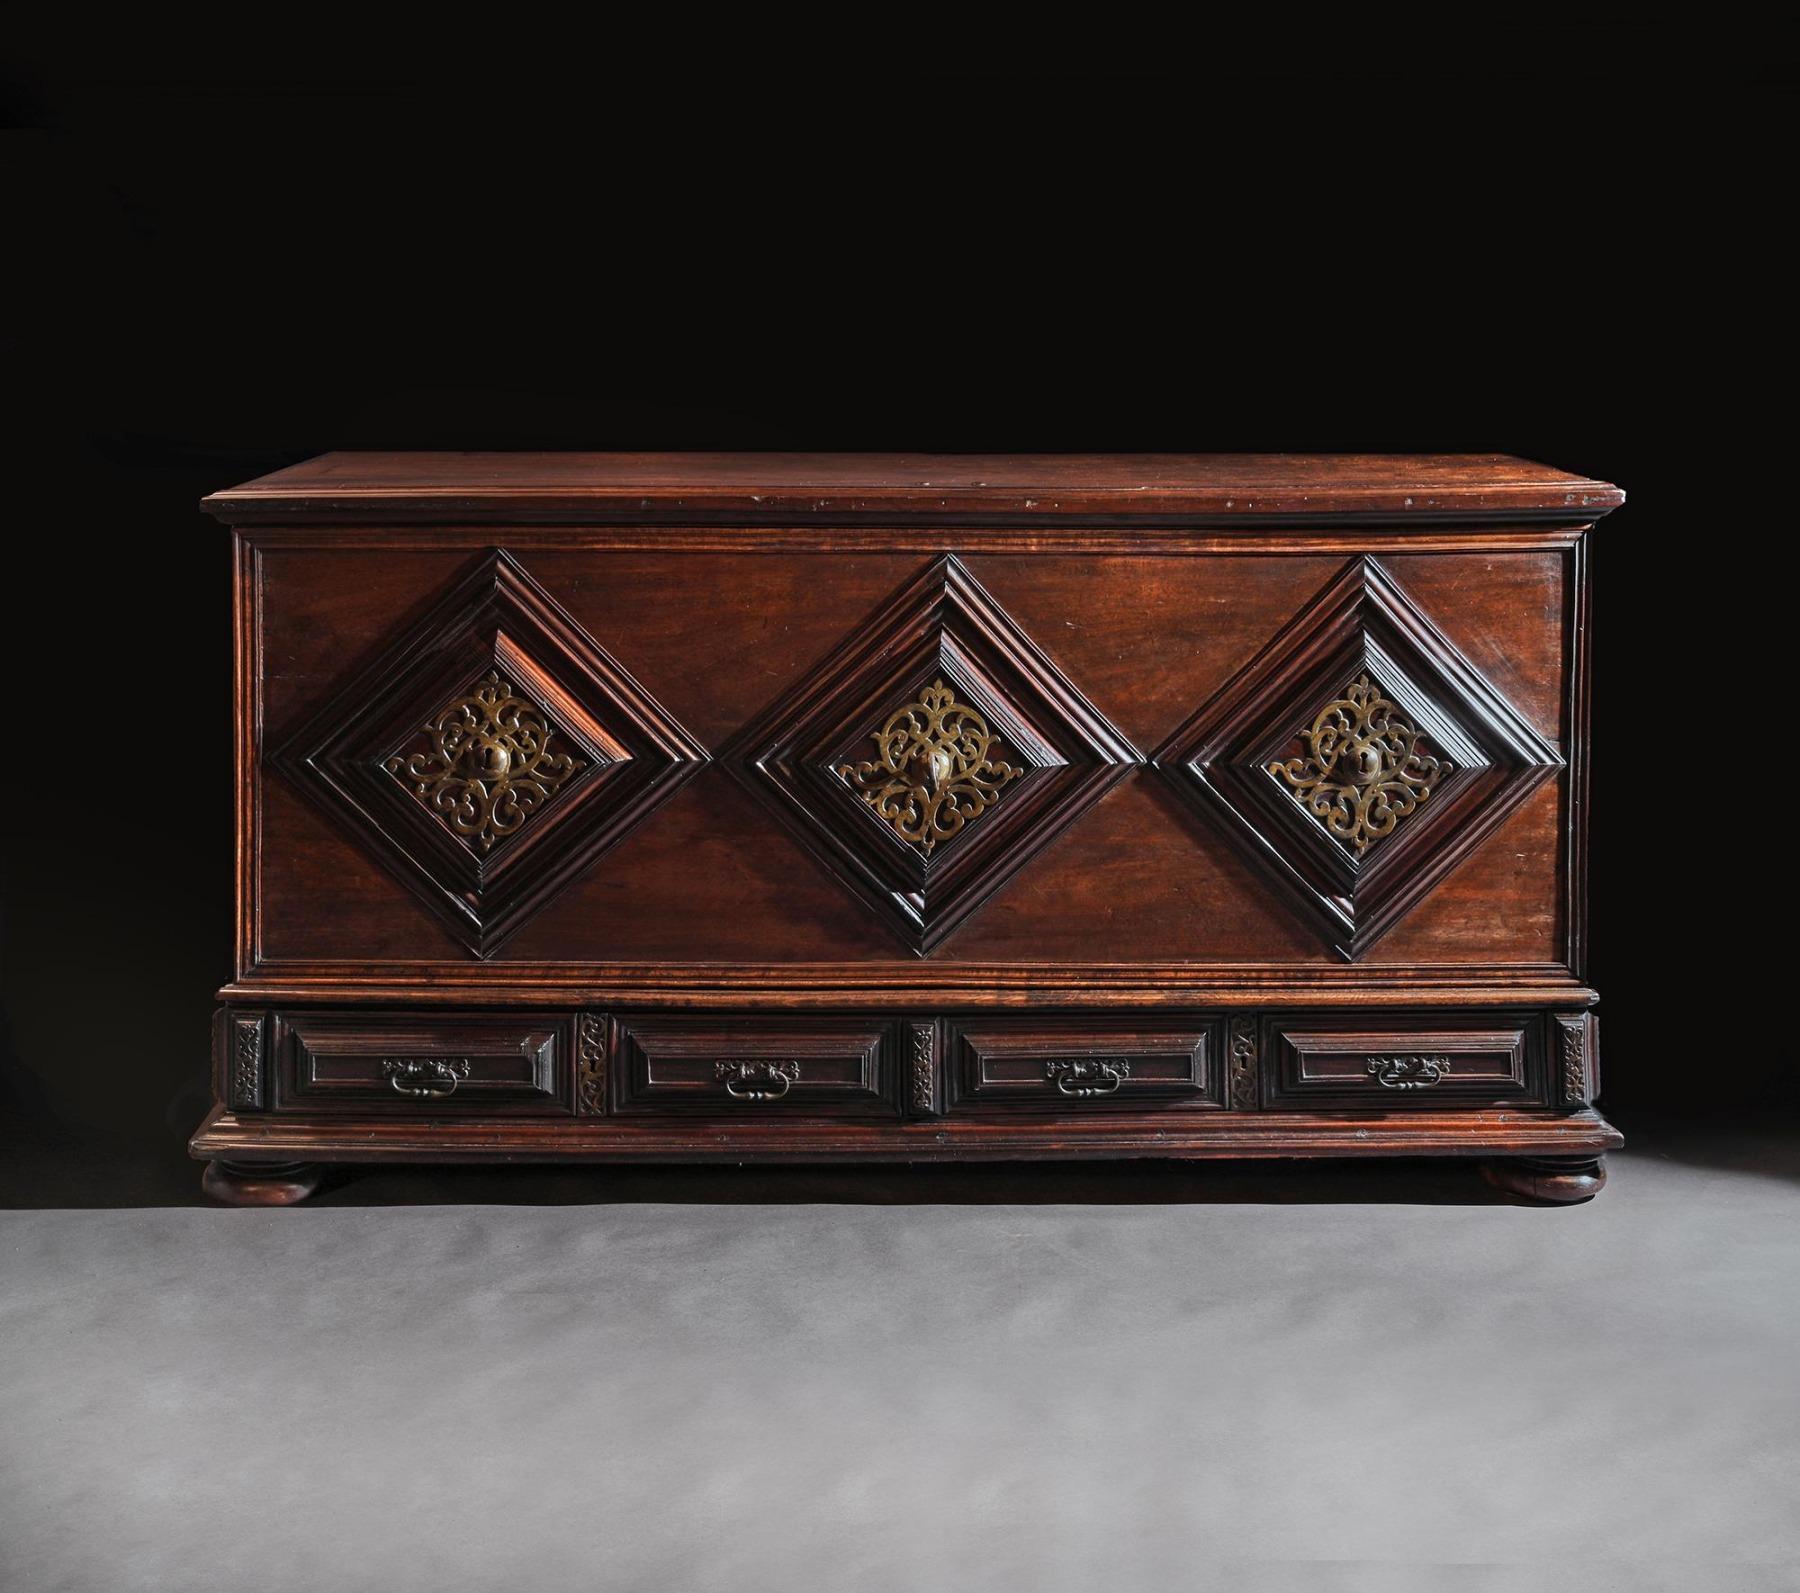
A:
[192,453,1623,1203]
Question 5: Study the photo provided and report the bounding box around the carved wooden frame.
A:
[941,1014,1226,1116]
[723,555,1142,954]
[607,1014,907,1118]
[273,549,708,956]
[1259,1009,1548,1110]
[1153,556,1562,959]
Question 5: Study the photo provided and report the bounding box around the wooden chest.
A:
[191,453,1623,1203]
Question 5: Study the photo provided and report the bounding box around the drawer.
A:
[274,1011,574,1114]
[610,1016,903,1118]
[1262,1012,1544,1109]
[945,1017,1225,1114]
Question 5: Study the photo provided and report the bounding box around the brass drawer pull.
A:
[381,1057,473,1098]
[1045,1058,1131,1097]
[715,1060,801,1101]
[1366,1054,1451,1090]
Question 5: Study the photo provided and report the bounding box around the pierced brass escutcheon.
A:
[385,669,587,854]
[1267,674,1449,857]
[836,680,1021,856]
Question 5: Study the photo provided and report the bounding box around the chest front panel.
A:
[249,543,1572,973]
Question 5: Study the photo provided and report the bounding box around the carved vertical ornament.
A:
[1557,1015,1591,1107]
[230,1014,265,1113]
[578,1013,606,1115]
[909,1022,937,1114]
[1229,1018,1259,1110]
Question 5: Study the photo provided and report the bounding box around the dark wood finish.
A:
[193,1104,1622,1162]
[944,1016,1224,1114]
[722,556,1140,954]
[217,1009,269,1115]
[1262,1011,1545,1110]
[192,453,1622,1202]
[271,1010,575,1115]
[203,452,1624,525]
[1480,1157,1608,1204]
[272,549,707,956]
[1152,557,1562,959]
[609,1015,903,1119]
[200,1161,325,1207]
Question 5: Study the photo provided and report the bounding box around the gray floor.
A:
[3,1141,1798,1592]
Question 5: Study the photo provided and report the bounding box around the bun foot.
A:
[202,1160,324,1206]
[1480,1155,1606,1204]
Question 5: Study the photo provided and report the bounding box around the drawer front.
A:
[275,1011,574,1114]
[610,1016,903,1118]
[946,1017,1225,1114]
[1263,1013,1543,1109]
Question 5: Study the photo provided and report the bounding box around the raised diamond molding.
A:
[274,550,708,957]
[724,556,1142,955]
[1152,556,1562,959]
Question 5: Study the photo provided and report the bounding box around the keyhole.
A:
[1343,738,1384,786]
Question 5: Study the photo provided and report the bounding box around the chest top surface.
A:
[203,452,1623,525]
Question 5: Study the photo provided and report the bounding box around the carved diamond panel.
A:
[274,550,707,956]
[725,556,1141,954]
[1152,557,1561,959]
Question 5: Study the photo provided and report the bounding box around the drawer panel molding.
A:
[1264,1012,1543,1109]
[946,1017,1225,1115]
[274,1011,574,1114]
[611,1016,903,1118]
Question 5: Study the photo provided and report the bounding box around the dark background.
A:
[4,35,1785,1201]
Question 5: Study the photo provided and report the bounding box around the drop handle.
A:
[1365,1054,1452,1090]
[381,1057,473,1098]
[715,1060,800,1102]
[1045,1058,1131,1097]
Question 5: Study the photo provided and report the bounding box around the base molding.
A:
[1479,1155,1608,1204]
[192,1106,1621,1166]
[201,1159,325,1206]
